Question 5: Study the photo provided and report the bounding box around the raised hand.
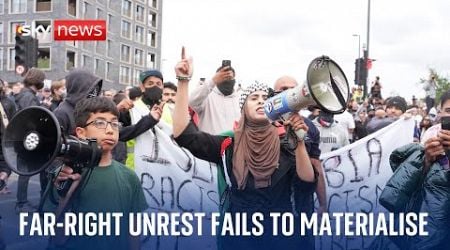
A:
[212,67,234,85]
[54,166,81,186]
[284,113,309,132]
[424,137,444,166]
[174,46,193,80]
[284,113,309,141]
[172,47,193,137]
[117,98,134,112]
[149,101,165,121]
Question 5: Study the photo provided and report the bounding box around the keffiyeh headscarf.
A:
[233,82,280,189]
[238,82,269,110]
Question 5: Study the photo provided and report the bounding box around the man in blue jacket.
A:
[380,90,450,249]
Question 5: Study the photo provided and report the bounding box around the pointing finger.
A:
[181,46,186,60]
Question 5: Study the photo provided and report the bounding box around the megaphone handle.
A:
[56,179,73,197]
[294,129,306,141]
[281,113,306,141]
[55,176,83,222]
[38,171,59,212]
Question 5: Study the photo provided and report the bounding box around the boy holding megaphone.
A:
[52,97,148,250]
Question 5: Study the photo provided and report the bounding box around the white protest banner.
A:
[130,100,219,250]
[317,118,415,249]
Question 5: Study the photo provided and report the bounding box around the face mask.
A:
[217,79,235,96]
[318,112,334,127]
[142,86,163,107]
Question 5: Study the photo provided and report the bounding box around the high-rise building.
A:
[0,0,163,90]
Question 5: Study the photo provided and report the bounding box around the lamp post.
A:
[352,34,361,85]
[366,0,371,63]
[363,0,372,99]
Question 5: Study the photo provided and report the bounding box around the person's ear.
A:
[75,127,87,139]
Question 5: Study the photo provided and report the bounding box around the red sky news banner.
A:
[53,20,106,41]
[15,20,106,41]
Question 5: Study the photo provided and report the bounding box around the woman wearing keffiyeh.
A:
[172,48,317,250]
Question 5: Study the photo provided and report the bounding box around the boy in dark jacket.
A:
[15,68,45,111]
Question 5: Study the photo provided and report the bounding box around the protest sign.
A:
[317,118,415,249]
[130,100,219,249]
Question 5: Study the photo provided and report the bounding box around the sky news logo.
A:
[16,20,106,41]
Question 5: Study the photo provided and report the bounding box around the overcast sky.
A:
[160,0,450,101]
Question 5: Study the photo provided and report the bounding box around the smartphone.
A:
[442,116,450,130]
[441,116,450,160]
[222,60,231,68]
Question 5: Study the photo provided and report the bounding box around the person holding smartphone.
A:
[422,90,450,168]
[189,59,241,134]
[378,91,450,249]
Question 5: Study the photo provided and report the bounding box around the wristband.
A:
[176,76,191,81]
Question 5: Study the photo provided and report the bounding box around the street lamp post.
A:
[353,34,361,85]
[366,0,371,62]
[363,0,372,99]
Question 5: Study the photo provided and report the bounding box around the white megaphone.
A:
[264,55,350,140]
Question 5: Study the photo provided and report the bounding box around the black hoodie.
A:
[15,87,40,111]
[54,70,102,135]
[53,69,158,142]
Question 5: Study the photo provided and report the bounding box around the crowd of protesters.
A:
[0,57,446,249]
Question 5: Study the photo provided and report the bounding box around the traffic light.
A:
[14,35,38,75]
[354,58,367,86]
[14,35,28,67]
